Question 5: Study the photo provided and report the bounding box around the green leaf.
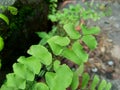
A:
[82,35,97,50]
[81,73,90,89]
[6,73,26,89]
[54,36,70,46]
[48,41,63,55]
[17,56,41,74]
[72,41,88,62]
[48,15,57,22]
[36,32,49,39]
[13,63,34,81]
[8,6,18,15]
[48,36,70,46]
[53,60,60,71]
[56,64,73,88]
[47,36,70,55]
[81,25,100,35]
[87,26,100,35]
[98,80,107,90]
[105,82,112,90]
[71,73,79,90]
[45,72,56,89]
[70,64,84,90]
[0,36,4,51]
[0,13,9,25]
[0,84,15,90]
[40,38,49,45]
[45,64,73,90]
[48,26,57,36]
[63,23,81,39]
[32,82,49,90]
[27,45,52,65]
[61,48,82,65]
[75,64,84,76]
[45,72,56,88]
[90,75,100,90]
[61,42,88,65]
[49,0,58,3]
[0,5,6,12]
[36,32,50,45]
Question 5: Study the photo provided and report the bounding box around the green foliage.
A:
[48,4,103,24]
[0,34,4,70]
[81,73,90,89]
[18,56,41,75]
[105,82,112,90]
[90,75,100,90]
[6,73,26,89]
[8,6,18,15]
[0,36,4,51]
[9,5,33,31]
[1,45,51,89]
[48,0,58,14]
[70,64,112,90]
[0,2,112,90]
[0,13,9,25]
[71,64,84,90]
[36,26,57,45]
[46,61,73,90]
[47,36,70,55]
[81,25,100,35]
[32,82,49,90]
[71,72,79,90]
[61,41,88,65]
[0,5,17,25]
[0,3,17,71]
[98,79,107,90]
[13,63,35,81]
[63,23,81,39]
[27,45,52,65]
[82,35,97,50]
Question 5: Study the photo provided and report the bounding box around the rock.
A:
[109,32,120,45]
[111,80,120,90]
[0,0,16,6]
[107,60,114,66]
[91,67,98,73]
[0,0,16,13]
[111,45,120,59]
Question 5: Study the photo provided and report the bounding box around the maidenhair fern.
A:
[90,75,100,90]
[0,2,112,90]
[63,23,81,39]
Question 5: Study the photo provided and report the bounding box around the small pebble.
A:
[91,67,98,73]
[108,60,114,66]
[101,47,105,53]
